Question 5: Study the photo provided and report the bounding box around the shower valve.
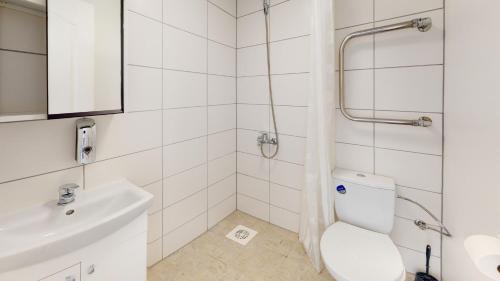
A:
[257,132,277,146]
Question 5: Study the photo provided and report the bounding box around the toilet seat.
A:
[320,222,405,281]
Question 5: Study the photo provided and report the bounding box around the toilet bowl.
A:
[320,169,405,281]
[321,222,405,281]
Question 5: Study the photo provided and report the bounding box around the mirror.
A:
[0,0,47,123]
[47,0,123,118]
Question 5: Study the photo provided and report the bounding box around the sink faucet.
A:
[58,184,80,205]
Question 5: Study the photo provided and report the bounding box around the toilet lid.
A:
[320,222,405,281]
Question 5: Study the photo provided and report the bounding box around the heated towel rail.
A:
[339,17,433,127]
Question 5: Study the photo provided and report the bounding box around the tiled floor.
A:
[148,211,416,281]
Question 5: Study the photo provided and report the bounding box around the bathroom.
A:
[0,0,498,280]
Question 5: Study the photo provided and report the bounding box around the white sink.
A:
[0,180,153,273]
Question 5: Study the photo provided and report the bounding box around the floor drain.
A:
[226,225,258,246]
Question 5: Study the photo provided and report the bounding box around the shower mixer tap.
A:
[257,132,277,146]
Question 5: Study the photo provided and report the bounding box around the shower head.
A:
[413,17,432,32]
[263,0,270,15]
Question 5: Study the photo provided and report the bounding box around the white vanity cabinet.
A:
[39,264,81,281]
[0,213,148,281]
[0,180,152,281]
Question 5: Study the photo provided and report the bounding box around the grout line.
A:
[237,192,269,205]
[0,165,82,186]
[439,1,446,277]
[372,3,376,174]
[237,150,304,166]
[235,0,239,212]
[206,1,210,231]
[162,210,208,237]
[236,0,290,19]
[238,72,310,78]
[208,172,237,188]
[336,63,444,72]
[335,7,444,31]
[238,127,306,139]
[395,215,440,228]
[335,107,444,114]
[238,103,308,108]
[237,34,311,50]
[163,185,207,209]
[207,1,237,19]
[208,191,237,210]
[160,0,165,259]
[0,48,47,56]
[397,244,441,259]
[238,71,310,78]
[396,184,443,195]
[335,141,443,157]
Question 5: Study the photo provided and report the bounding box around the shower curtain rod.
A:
[338,17,434,127]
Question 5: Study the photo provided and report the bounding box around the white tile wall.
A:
[236,0,308,233]
[0,1,237,269]
[334,0,444,276]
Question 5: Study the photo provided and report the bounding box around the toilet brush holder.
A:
[415,245,438,281]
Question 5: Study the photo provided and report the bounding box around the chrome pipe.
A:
[339,17,433,127]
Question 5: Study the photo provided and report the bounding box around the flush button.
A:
[336,185,346,194]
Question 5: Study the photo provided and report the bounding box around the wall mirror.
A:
[47,0,123,118]
[0,0,123,123]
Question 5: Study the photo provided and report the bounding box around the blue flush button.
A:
[336,185,346,194]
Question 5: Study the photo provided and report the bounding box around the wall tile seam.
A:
[207,1,237,18]
[208,192,237,209]
[130,65,236,78]
[236,34,311,50]
[237,71,310,78]
[163,187,208,209]
[335,141,444,157]
[237,103,308,108]
[207,172,237,188]
[269,203,300,215]
[128,11,237,50]
[0,165,82,186]
[236,0,291,19]
[161,210,208,237]
[236,152,304,166]
[335,7,445,31]
[236,172,305,192]
[164,130,236,146]
[395,214,441,228]
[237,128,306,139]
[236,151,305,166]
[335,107,444,114]
[162,187,208,210]
[397,244,442,259]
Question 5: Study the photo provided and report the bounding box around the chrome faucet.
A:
[58,184,80,205]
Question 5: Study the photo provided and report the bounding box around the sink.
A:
[0,180,153,273]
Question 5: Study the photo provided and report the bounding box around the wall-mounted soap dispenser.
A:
[76,118,96,164]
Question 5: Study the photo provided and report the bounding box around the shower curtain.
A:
[299,0,335,272]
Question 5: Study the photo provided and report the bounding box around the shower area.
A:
[141,0,445,279]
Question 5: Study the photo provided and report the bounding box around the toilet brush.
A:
[414,245,438,281]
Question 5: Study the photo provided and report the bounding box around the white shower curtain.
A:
[299,0,335,272]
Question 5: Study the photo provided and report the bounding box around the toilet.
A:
[320,169,405,281]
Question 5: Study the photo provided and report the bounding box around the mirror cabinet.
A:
[0,0,123,123]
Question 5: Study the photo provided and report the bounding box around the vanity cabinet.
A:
[0,213,147,281]
[39,264,81,281]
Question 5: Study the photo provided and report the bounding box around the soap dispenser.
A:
[76,118,96,164]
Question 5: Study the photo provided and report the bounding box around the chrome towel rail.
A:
[339,17,433,127]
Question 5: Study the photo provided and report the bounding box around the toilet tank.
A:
[333,169,396,234]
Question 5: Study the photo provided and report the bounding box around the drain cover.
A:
[226,225,258,246]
